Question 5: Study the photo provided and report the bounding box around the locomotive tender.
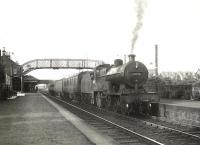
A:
[49,54,159,115]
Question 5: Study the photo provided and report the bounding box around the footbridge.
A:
[18,58,104,92]
[22,59,104,75]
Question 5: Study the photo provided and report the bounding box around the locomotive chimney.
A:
[128,54,136,62]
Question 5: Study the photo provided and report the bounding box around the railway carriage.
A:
[80,71,94,103]
[61,71,93,101]
[62,75,79,100]
[53,79,63,97]
[48,82,55,96]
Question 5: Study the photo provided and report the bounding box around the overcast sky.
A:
[0,0,200,79]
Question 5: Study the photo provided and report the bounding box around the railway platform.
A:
[158,98,200,126]
[0,93,118,145]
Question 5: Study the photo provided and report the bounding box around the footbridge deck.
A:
[22,59,104,74]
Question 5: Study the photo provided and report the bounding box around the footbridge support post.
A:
[20,67,24,92]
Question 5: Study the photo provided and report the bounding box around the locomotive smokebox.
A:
[128,54,136,62]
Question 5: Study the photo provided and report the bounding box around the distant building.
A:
[195,69,200,80]
[160,71,197,81]
[144,77,193,100]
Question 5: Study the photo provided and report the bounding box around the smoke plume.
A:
[131,0,146,54]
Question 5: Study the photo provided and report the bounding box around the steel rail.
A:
[84,96,200,140]
[142,121,200,139]
[45,94,164,145]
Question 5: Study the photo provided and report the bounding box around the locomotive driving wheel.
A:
[105,95,112,109]
[80,94,85,104]
[120,102,128,115]
[113,97,120,113]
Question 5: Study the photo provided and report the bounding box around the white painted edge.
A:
[17,92,25,96]
[8,95,18,100]
[50,95,164,145]
[41,94,120,145]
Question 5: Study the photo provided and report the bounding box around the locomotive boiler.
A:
[106,54,148,89]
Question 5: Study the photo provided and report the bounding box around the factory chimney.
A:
[155,44,158,76]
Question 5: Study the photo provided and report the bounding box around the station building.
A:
[1,48,50,93]
[0,48,21,92]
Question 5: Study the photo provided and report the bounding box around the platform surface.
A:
[160,98,200,108]
[0,93,96,145]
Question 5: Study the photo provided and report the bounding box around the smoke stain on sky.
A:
[131,0,146,54]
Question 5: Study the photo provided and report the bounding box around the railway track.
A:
[149,119,200,139]
[42,93,200,145]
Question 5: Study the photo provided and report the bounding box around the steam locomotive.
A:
[48,54,159,115]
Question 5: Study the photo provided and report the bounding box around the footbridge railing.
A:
[22,59,104,75]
